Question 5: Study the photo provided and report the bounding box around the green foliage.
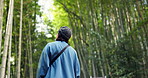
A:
[0,0,54,77]
[1,0,148,77]
[53,0,148,78]
[51,4,69,30]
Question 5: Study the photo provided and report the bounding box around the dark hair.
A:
[56,26,72,43]
[56,33,68,43]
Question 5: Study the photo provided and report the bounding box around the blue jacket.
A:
[36,41,80,78]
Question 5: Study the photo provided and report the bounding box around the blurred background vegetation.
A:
[0,0,148,78]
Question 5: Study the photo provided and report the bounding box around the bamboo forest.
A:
[0,0,148,78]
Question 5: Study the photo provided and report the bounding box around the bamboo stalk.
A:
[17,0,23,78]
[0,0,4,53]
[0,0,14,77]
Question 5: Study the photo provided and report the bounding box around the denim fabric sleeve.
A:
[74,52,81,78]
[36,44,50,78]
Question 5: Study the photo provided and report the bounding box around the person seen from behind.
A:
[36,26,80,78]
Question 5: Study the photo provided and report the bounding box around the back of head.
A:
[56,26,72,43]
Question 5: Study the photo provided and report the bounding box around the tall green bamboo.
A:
[0,0,4,53]
[0,0,14,77]
[53,0,148,77]
[17,0,23,78]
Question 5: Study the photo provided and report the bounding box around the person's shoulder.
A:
[68,46,77,52]
[44,41,57,48]
[68,46,78,57]
[47,41,57,45]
